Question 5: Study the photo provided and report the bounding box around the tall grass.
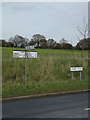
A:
[2,47,88,98]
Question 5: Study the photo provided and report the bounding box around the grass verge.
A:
[2,47,88,98]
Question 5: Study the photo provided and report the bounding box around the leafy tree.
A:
[62,43,73,49]
[60,38,67,49]
[47,39,56,49]
[60,38,67,44]
[39,39,47,48]
[59,38,73,49]
[9,35,29,48]
[55,43,61,49]
[28,39,35,45]
[31,34,46,48]
[0,39,7,47]
[76,38,88,50]
[6,42,13,47]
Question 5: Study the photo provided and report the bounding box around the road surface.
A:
[2,92,88,118]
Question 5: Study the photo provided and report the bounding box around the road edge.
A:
[2,89,89,102]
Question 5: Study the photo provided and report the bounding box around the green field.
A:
[2,47,88,98]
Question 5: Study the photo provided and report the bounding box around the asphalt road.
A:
[2,92,88,118]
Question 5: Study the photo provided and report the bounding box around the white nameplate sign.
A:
[70,67,83,72]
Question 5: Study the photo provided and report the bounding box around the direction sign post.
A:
[13,45,37,86]
[25,50,27,85]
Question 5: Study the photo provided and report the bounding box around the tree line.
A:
[0,34,89,50]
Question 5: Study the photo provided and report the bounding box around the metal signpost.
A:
[13,45,37,86]
[25,50,27,85]
[70,67,83,80]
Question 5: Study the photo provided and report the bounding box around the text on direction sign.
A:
[13,50,37,59]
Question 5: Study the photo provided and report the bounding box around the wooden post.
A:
[80,72,81,80]
[71,72,73,80]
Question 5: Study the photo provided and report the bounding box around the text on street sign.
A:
[70,67,83,72]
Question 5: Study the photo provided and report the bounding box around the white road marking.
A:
[85,108,90,111]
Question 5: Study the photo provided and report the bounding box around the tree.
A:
[55,43,61,49]
[59,38,73,49]
[9,35,29,48]
[60,38,67,49]
[75,17,88,66]
[60,38,67,44]
[0,39,6,47]
[47,39,56,49]
[63,43,73,49]
[31,34,46,48]
[39,39,47,48]
[76,38,88,50]
[28,39,35,45]
[5,41,13,47]
[75,17,88,49]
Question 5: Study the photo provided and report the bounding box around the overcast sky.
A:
[2,2,88,45]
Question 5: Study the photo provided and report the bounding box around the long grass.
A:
[2,47,88,98]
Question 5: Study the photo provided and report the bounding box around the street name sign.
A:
[70,67,83,72]
[27,51,37,59]
[13,50,25,58]
[25,45,34,50]
[70,67,83,80]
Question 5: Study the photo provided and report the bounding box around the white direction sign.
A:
[70,67,83,72]
[25,45,34,50]
[13,50,25,58]
[27,51,37,59]
[13,50,37,59]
